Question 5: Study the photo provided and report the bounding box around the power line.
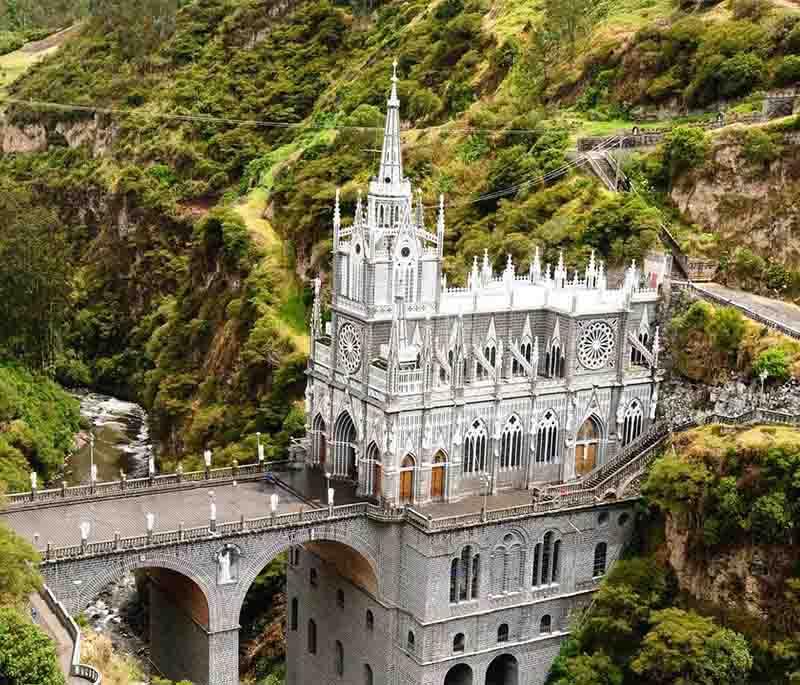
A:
[0,96,553,135]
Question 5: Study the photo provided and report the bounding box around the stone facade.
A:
[304,69,662,508]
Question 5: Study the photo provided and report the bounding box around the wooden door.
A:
[575,443,598,476]
[586,443,597,472]
[373,463,382,497]
[400,470,413,502]
[431,466,445,499]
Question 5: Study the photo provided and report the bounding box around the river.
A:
[69,391,153,485]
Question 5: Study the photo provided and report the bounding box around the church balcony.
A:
[396,368,424,394]
[335,295,368,316]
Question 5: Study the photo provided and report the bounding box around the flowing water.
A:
[69,391,153,485]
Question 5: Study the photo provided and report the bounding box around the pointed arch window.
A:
[364,664,373,685]
[365,609,374,631]
[546,338,565,378]
[497,624,509,643]
[349,243,364,302]
[500,415,524,469]
[463,419,488,474]
[540,615,552,634]
[453,633,465,653]
[514,341,533,377]
[631,329,650,365]
[535,411,559,464]
[622,400,644,446]
[407,631,415,652]
[311,414,327,466]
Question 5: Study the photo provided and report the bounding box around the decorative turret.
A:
[530,246,542,282]
[554,251,567,288]
[436,194,445,257]
[482,249,492,287]
[311,276,322,340]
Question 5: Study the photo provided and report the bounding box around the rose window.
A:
[337,322,362,373]
[577,321,615,370]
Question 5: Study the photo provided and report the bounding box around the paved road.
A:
[29,593,83,685]
[2,480,305,550]
[696,282,800,334]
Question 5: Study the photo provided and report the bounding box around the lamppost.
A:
[89,430,96,484]
[325,471,331,495]
[481,472,491,522]
[759,369,768,400]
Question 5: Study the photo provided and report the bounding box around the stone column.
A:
[207,626,240,685]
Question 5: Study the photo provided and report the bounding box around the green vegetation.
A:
[0,363,80,491]
[0,607,64,685]
[0,521,60,685]
[669,299,800,384]
[547,557,754,685]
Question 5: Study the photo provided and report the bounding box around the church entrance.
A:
[332,412,357,479]
[367,442,381,498]
[399,455,415,503]
[575,416,601,477]
[430,451,446,500]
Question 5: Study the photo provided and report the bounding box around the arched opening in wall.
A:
[82,566,211,685]
[485,653,519,685]
[312,414,327,466]
[445,663,474,685]
[431,450,447,500]
[332,411,358,479]
[575,415,602,476]
[367,441,382,499]
[400,454,416,503]
[239,539,379,684]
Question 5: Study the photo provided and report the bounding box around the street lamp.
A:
[759,369,768,399]
[89,431,96,483]
[325,470,331,493]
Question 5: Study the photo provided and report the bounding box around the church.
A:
[304,65,662,507]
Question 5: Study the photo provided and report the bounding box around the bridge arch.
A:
[225,530,382,631]
[73,552,217,626]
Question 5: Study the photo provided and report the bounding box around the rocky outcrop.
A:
[671,130,800,268]
[665,514,797,624]
[1,114,118,156]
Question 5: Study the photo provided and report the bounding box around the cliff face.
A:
[664,514,797,625]
[671,129,800,268]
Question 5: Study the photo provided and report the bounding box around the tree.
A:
[631,608,752,685]
[541,0,607,56]
[0,185,71,372]
[552,652,623,685]
[753,347,791,383]
[644,455,712,520]
[662,126,709,184]
[0,607,64,685]
[0,522,41,605]
[708,307,745,362]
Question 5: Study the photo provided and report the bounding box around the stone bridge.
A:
[1,445,662,685]
[6,412,798,685]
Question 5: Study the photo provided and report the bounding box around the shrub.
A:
[0,607,64,685]
[730,0,771,21]
[740,128,780,165]
[717,52,766,98]
[775,55,800,87]
[662,126,709,182]
[753,347,791,382]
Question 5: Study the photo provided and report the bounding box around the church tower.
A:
[333,62,443,314]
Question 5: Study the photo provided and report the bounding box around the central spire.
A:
[377,60,404,188]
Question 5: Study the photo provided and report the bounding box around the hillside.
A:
[548,422,800,685]
[0,0,798,463]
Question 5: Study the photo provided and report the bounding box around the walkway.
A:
[681,281,800,339]
[3,479,305,548]
[30,592,83,685]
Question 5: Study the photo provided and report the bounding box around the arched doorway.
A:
[575,415,601,477]
[400,454,415,503]
[485,653,519,685]
[431,450,447,500]
[367,442,381,498]
[445,663,474,685]
[312,414,327,466]
[332,412,357,478]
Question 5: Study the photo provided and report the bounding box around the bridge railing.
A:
[39,500,374,561]
[40,585,102,684]
[6,460,292,509]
